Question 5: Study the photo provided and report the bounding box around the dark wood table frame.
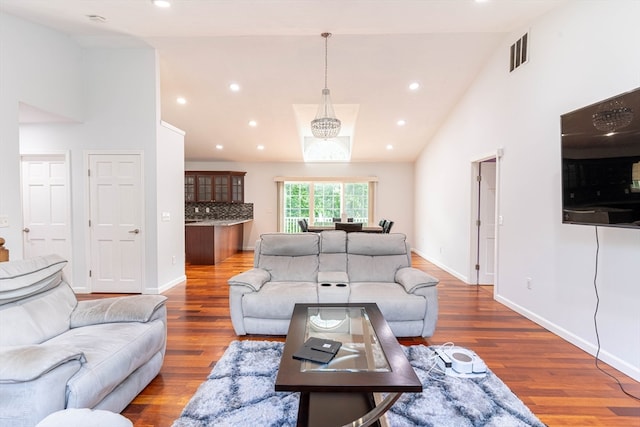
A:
[275,303,422,427]
[307,224,383,233]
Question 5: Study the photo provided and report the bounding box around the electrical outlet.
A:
[0,215,8,227]
[194,207,199,213]
[172,255,176,265]
[526,277,533,290]
[205,207,210,213]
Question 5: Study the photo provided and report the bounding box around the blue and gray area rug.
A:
[172,340,545,427]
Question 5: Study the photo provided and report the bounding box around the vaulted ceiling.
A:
[1,0,564,162]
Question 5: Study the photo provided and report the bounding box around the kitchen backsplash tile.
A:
[186,202,253,220]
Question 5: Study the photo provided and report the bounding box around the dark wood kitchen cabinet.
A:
[185,171,245,203]
[185,223,244,265]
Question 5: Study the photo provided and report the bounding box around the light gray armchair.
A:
[0,255,167,427]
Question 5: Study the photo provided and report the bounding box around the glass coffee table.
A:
[275,303,422,427]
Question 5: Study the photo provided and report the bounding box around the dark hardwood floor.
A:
[86,251,639,426]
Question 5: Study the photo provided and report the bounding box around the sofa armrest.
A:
[0,344,84,383]
[395,267,439,293]
[70,295,167,329]
[228,268,271,292]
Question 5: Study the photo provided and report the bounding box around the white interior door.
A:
[478,161,496,284]
[89,153,143,293]
[21,154,72,283]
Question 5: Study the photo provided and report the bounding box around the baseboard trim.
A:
[411,248,470,283]
[151,275,186,295]
[495,294,640,382]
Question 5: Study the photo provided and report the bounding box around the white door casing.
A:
[88,153,144,293]
[21,153,73,283]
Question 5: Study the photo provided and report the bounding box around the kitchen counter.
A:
[185,219,252,265]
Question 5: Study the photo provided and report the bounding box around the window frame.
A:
[275,176,377,232]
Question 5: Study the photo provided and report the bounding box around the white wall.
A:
[415,0,640,380]
[2,13,184,294]
[185,161,414,248]
[155,122,186,293]
[0,13,83,256]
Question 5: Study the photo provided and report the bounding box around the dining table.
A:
[306,223,384,233]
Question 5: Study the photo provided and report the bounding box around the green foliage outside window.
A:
[283,181,369,232]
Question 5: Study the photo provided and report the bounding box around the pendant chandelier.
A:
[311,32,341,139]
[592,98,634,132]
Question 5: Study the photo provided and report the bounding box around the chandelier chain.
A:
[322,32,330,89]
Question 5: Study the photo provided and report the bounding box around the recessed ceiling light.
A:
[176,97,186,105]
[229,83,241,92]
[248,120,257,127]
[397,119,406,126]
[257,145,265,150]
[86,15,107,23]
[386,144,394,150]
[215,144,223,150]
[408,82,420,91]
[152,0,171,8]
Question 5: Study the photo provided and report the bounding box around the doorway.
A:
[470,155,499,287]
[21,153,73,283]
[87,153,144,293]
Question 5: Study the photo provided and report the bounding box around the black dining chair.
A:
[332,217,341,223]
[383,221,394,233]
[335,222,363,232]
[298,219,309,232]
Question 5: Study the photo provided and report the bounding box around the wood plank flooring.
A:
[83,251,639,426]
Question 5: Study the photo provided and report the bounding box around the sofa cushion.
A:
[319,231,347,272]
[0,283,77,346]
[258,254,319,282]
[256,233,320,282]
[46,321,166,408]
[242,282,318,319]
[258,233,319,257]
[349,282,426,322]
[347,233,408,256]
[347,254,409,283]
[320,230,346,253]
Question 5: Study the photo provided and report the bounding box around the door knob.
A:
[22,227,30,233]
[129,228,140,234]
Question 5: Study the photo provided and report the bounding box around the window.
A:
[278,178,376,233]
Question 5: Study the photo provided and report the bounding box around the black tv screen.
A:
[561,87,640,228]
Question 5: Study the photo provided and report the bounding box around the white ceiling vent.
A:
[509,32,529,72]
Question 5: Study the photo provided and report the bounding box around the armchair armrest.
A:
[70,295,167,328]
[395,267,439,293]
[0,344,84,383]
[228,268,271,292]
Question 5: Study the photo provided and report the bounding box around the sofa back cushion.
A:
[347,233,411,282]
[319,230,347,272]
[0,255,76,345]
[256,233,319,282]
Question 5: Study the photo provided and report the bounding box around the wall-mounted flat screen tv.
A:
[561,87,640,229]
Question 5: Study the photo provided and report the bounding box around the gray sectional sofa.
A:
[228,231,439,337]
[0,255,167,427]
